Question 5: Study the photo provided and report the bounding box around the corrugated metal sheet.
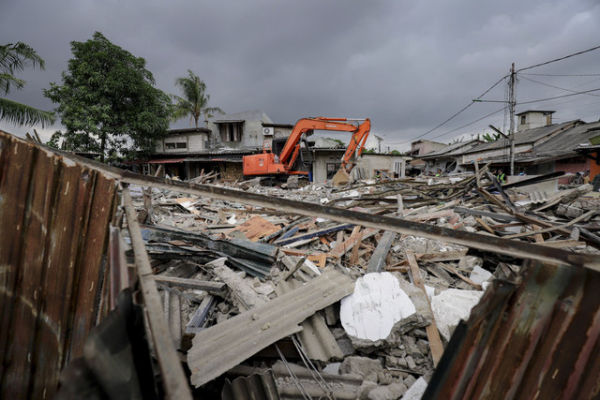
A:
[222,371,280,400]
[188,269,354,388]
[276,278,344,362]
[424,261,600,400]
[0,131,117,398]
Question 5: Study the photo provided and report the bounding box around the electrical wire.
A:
[520,75,600,97]
[521,72,600,77]
[517,44,600,72]
[517,87,600,105]
[429,106,506,140]
[411,74,509,141]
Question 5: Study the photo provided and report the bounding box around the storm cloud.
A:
[1,0,599,148]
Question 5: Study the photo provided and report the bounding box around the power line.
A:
[408,74,508,143]
[520,75,600,97]
[521,72,600,77]
[517,87,600,105]
[429,106,506,140]
[517,44,600,72]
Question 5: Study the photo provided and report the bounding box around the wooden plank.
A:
[123,187,192,400]
[154,276,227,295]
[367,231,397,272]
[349,229,363,265]
[476,217,495,235]
[405,251,444,366]
[438,263,483,290]
[406,209,456,222]
[330,227,378,258]
[539,240,586,248]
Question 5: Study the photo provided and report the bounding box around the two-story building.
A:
[145,110,291,180]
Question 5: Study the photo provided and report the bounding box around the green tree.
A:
[172,70,223,128]
[44,32,171,161]
[0,42,55,127]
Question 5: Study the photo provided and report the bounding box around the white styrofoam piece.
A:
[470,266,493,285]
[340,272,416,341]
[431,289,483,341]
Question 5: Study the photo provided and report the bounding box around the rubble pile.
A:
[118,170,599,399]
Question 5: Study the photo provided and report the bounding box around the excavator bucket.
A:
[331,167,351,186]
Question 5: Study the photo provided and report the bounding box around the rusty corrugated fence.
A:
[424,262,600,399]
[0,131,117,398]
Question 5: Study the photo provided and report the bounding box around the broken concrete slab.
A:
[340,356,383,383]
[401,377,428,400]
[367,382,408,400]
[430,288,483,341]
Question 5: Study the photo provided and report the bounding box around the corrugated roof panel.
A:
[188,269,354,387]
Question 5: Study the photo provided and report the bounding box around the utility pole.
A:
[508,62,516,176]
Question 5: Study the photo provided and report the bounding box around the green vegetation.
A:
[362,148,376,154]
[481,132,500,142]
[0,42,55,127]
[44,32,171,161]
[172,70,223,128]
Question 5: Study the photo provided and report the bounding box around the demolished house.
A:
[1,129,600,399]
[422,111,600,183]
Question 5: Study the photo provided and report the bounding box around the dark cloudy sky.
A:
[2,0,600,149]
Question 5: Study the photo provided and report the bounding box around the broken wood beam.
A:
[153,276,227,295]
[330,227,378,258]
[438,263,482,290]
[405,251,444,366]
[367,231,397,272]
[122,187,192,400]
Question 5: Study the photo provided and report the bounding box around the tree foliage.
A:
[0,42,55,127]
[44,32,171,161]
[172,69,222,128]
[481,132,500,142]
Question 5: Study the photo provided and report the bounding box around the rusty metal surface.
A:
[424,262,600,400]
[0,131,117,399]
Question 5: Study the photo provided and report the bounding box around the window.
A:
[219,122,244,142]
[326,163,341,179]
[165,142,186,149]
[520,115,526,124]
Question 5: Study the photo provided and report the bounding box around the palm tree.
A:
[172,70,223,128]
[0,42,55,127]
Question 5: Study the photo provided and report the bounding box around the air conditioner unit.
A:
[263,127,274,136]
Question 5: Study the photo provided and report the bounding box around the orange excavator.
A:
[243,117,371,184]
